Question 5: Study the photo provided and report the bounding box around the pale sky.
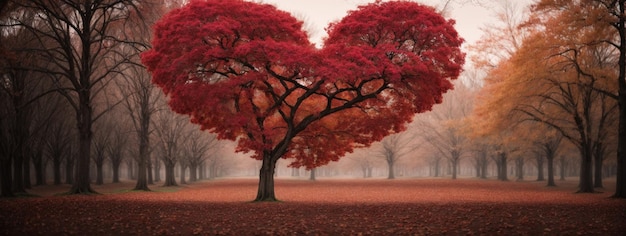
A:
[261,0,534,48]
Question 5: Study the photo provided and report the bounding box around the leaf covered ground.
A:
[1,178,625,235]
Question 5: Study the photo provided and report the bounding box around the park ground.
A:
[1,177,625,235]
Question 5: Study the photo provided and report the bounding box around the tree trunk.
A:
[112,161,121,183]
[387,157,395,179]
[451,155,459,180]
[154,160,161,182]
[480,157,488,179]
[163,161,177,187]
[578,146,595,193]
[516,158,524,181]
[23,154,31,189]
[0,157,13,197]
[309,168,316,181]
[593,148,604,188]
[33,156,45,186]
[126,159,134,180]
[189,164,198,182]
[147,159,154,185]
[180,165,187,185]
[134,129,150,191]
[255,156,278,201]
[65,156,74,184]
[53,159,62,185]
[69,99,96,194]
[474,158,481,178]
[547,155,556,187]
[498,153,508,181]
[95,161,104,185]
[536,155,545,181]
[559,156,566,181]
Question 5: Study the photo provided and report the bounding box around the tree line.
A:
[0,0,230,197]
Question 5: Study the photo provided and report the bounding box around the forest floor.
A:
[1,177,625,235]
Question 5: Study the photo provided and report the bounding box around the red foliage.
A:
[141,0,464,169]
[1,179,624,235]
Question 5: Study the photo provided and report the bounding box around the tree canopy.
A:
[142,0,464,201]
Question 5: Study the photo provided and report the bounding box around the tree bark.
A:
[516,158,524,181]
[112,163,120,183]
[134,124,150,190]
[480,156,488,179]
[578,146,595,193]
[33,154,45,186]
[189,164,198,182]
[0,157,13,197]
[451,154,459,180]
[23,154,31,189]
[536,155,545,181]
[255,156,278,201]
[387,157,395,179]
[65,156,74,184]
[594,154,604,188]
[180,165,187,185]
[154,160,161,182]
[95,161,104,185]
[547,155,556,187]
[498,152,508,181]
[163,161,177,187]
[68,94,96,194]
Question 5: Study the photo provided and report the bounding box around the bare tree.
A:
[377,131,422,179]
[3,0,149,194]
[153,110,188,187]
[419,82,473,179]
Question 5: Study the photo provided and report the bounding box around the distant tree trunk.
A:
[480,157,488,179]
[52,157,62,185]
[33,152,45,186]
[126,159,133,180]
[255,155,278,201]
[559,156,566,181]
[12,92,28,194]
[23,153,31,189]
[536,154,545,181]
[497,152,508,181]
[516,157,524,181]
[435,158,440,177]
[546,154,556,187]
[0,157,13,197]
[180,164,187,184]
[309,168,316,181]
[134,125,150,190]
[147,159,154,185]
[593,143,604,188]
[111,159,121,183]
[95,160,104,185]
[199,163,205,179]
[474,159,481,178]
[189,164,198,182]
[450,151,460,180]
[578,146,594,193]
[386,155,395,179]
[163,160,177,187]
[65,155,74,184]
[154,160,161,182]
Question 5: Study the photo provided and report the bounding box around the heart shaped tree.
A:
[142,0,464,201]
